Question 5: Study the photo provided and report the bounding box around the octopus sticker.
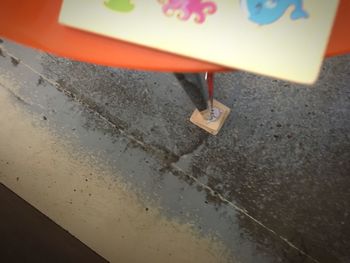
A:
[241,0,309,25]
[105,0,135,12]
[159,0,217,24]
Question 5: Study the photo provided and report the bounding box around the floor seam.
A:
[170,162,320,263]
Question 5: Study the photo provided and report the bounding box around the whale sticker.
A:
[241,0,309,25]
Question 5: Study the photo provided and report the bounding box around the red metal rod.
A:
[207,72,214,109]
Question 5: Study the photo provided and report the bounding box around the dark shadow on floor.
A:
[0,183,107,263]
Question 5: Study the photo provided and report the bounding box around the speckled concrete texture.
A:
[1,39,349,262]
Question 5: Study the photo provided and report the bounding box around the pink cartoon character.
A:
[159,0,217,24]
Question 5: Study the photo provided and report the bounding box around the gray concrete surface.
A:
[0,39,349,262]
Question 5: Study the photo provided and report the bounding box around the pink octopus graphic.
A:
[159,0,217,24]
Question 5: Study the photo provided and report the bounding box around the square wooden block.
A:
[190,100,230,135]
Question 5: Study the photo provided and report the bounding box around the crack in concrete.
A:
[0,47,6,57]
[168,163,320,263]
[3,47,320,263]
[0,82,31,106]
[178,134,208,158]
[1,47,180,167]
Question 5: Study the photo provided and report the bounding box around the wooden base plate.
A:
[190,100,230,135]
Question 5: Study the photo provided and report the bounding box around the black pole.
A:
[174,73,208,112]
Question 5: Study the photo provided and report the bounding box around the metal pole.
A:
[175,72,221,122]
[205,72,221,122]
[174,73,208,112]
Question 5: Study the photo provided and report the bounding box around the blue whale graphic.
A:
[242,0,309,25]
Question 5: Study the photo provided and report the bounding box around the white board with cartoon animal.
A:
[59,0,339,84]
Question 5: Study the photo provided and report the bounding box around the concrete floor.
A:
[0,39,349,262]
